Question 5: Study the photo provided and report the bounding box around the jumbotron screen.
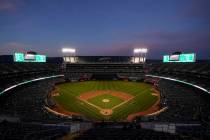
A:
[163,53,196,63]
[14,52,46,62]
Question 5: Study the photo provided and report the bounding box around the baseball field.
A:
[52,81,159,121]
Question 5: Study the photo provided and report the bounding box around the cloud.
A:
[74,42,134,56]
[0,0,24,11]
[134,30,210,59]
[0,42,33,55]
[96,30,210,59]
[133,30,210,43]
[0,42,66,57]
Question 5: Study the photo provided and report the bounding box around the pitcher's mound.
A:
[100,109,113,116]
[102,99,110,103]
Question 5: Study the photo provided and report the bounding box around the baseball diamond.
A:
[51,81,160,121]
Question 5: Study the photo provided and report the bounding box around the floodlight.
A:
[132,48,148,63]
[62,47,77,63]
[62,48,76,53]
[133,48,148,53]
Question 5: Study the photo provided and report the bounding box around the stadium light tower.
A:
[132,48,148,63]
[62,47,77,63]
[62,48,76,53]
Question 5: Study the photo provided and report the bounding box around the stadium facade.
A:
[0,54,210,139]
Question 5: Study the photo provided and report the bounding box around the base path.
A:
[79,98,103,110]
[78,90,134,101]
[112,97,134,110]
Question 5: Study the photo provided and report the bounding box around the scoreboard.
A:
[14,52,46,62]
[163,53,196,63]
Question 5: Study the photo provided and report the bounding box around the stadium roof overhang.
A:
[145,75,210,94]
[0,75,64,95]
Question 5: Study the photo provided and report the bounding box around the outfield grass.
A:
[54,81,157,121]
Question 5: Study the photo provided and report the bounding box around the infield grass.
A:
[87,94,124,109]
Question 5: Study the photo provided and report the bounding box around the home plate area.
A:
[78,90,134,116]
[100,109,113,116]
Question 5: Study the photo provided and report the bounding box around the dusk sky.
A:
[0,0,210,59]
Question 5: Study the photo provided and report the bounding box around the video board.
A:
[163,53,196,63]
[14,52,46,62]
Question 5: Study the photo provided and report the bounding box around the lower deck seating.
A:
[0,121,68,140]
[0,63,62,93]
[143,80,210,124]
[0,78,72,123]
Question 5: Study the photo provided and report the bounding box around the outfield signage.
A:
[163,53,196,63]
[14,52,46,62]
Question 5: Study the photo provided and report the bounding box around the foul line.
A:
[112,88,151,110]
[111,97,134,110]
[78,98,103,111]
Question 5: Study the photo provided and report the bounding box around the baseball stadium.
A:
[0,51,210,140]
[0,0,210,140]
